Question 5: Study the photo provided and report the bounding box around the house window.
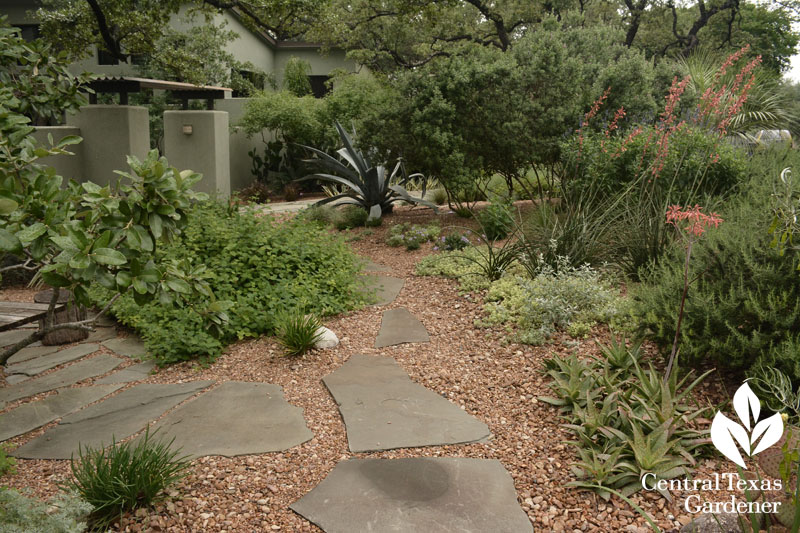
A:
[97,48,120,65]
[309,75,331,98]
[17,24,40,42]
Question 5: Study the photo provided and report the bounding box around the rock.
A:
[680,513,743,533]
[313,327,339,349]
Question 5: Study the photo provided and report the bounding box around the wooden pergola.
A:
[87,76,232,110]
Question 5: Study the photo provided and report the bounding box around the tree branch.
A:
[84,0,127,61]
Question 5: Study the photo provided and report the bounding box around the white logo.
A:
[710,382,784,469]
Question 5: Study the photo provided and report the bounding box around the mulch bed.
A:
[1,203,746,532]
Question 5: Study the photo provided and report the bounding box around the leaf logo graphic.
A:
[710,382,784,468]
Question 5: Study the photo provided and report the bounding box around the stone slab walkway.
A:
[6,345,58,366]
[323,354,490,452]
[13,381,213,459]
[375,307,430,348]
[0,384,123,441]
[359,274,405,306]
[95,361,156,384]
[102,336,147,359]
[143,382,313,457]
[0,354,123,407]
[6,343,99,378]
[291,457,533,533]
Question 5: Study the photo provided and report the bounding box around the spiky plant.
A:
[298,122,438,221]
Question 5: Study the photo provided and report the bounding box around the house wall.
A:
[216,98,273,192]
[0,0,36,23]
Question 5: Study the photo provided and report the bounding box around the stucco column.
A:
[66,105,150,186]
[163,110,231,198]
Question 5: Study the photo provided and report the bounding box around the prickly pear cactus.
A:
[757,426,799,528]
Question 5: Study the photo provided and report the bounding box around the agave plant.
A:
[298,122,437,221]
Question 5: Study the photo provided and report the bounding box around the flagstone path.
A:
[1,256,532,531]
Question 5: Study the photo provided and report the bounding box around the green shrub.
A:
[385,223,440,250]
[66,428,189,529]
[416,247,498,292]
[332,205,368,230]
[562,125,747,204]
[475,199,514,240]
[0,443,17,478]
[0,489,91,533]
[276,312,323,357]
[431,188,448,206]
[634,170,800,380]
[299,205,335,226]
[104,202,366,364]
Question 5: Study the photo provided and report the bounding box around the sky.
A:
[789,53,800,83]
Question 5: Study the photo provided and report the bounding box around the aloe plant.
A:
[298,122,437,221]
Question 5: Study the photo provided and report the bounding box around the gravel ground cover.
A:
[0,204,746,532]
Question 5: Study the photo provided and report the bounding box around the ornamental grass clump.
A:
[276,311,323,357]
[66,428,190,529]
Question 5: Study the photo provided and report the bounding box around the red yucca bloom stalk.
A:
[663,204,723,381]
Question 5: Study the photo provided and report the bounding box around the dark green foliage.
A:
[475,200,514,240]
[634,167,800,381]
[332,205,368,230]
[66,428,189,529]
[106,203,366,364]
[276,311,323,357]
[283,57,312,97]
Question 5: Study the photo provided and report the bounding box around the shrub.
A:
[276,312,323,357]
[236,180,271,204]
[475,199,514,240]
[416,246,501,292]
[66,428,188,529]
[0,443,16,478]
[0,489,91,533]
[431,188,448,206]
[332,205,368,230]
[385,223,440,251]
[485,257,625,345]
[435,232,471,251]
[104,202,366,364]
[634,169,800,381]
[299,205,335,226]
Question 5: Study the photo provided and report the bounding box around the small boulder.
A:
[314,326,339,349]
[681,513,743,533]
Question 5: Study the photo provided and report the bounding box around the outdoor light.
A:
[182,124,193,135]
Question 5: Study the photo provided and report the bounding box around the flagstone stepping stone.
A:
[291,457,533,533]
[5,374,29,385]
[13,381,213,459]
[0,329,33,348]
[102,336,146,358]
[6,343,99,378]
[323,354,490,452]
[0,384,123,441]
[95,361,156,384]
[0,354,123,407]
[375,308,430,348]
[142,382,313,457]
[6,345,59,366]
[362,259,391,272]
[86,327,116,343]
[360,274,404,306]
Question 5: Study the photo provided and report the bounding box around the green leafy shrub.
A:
[634,170,800,381]
[386,223,441,251]
[416,246,494,292]
[299,205,335,226]
[332,205,368,230]
[0,443,16,478]
[104,202,366,364]
[0,489,91,533]
[475,199,514,240]
[276,312,323,357]
[431,188,448,206]
[66,428,189,529]
[541,349,710,500]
